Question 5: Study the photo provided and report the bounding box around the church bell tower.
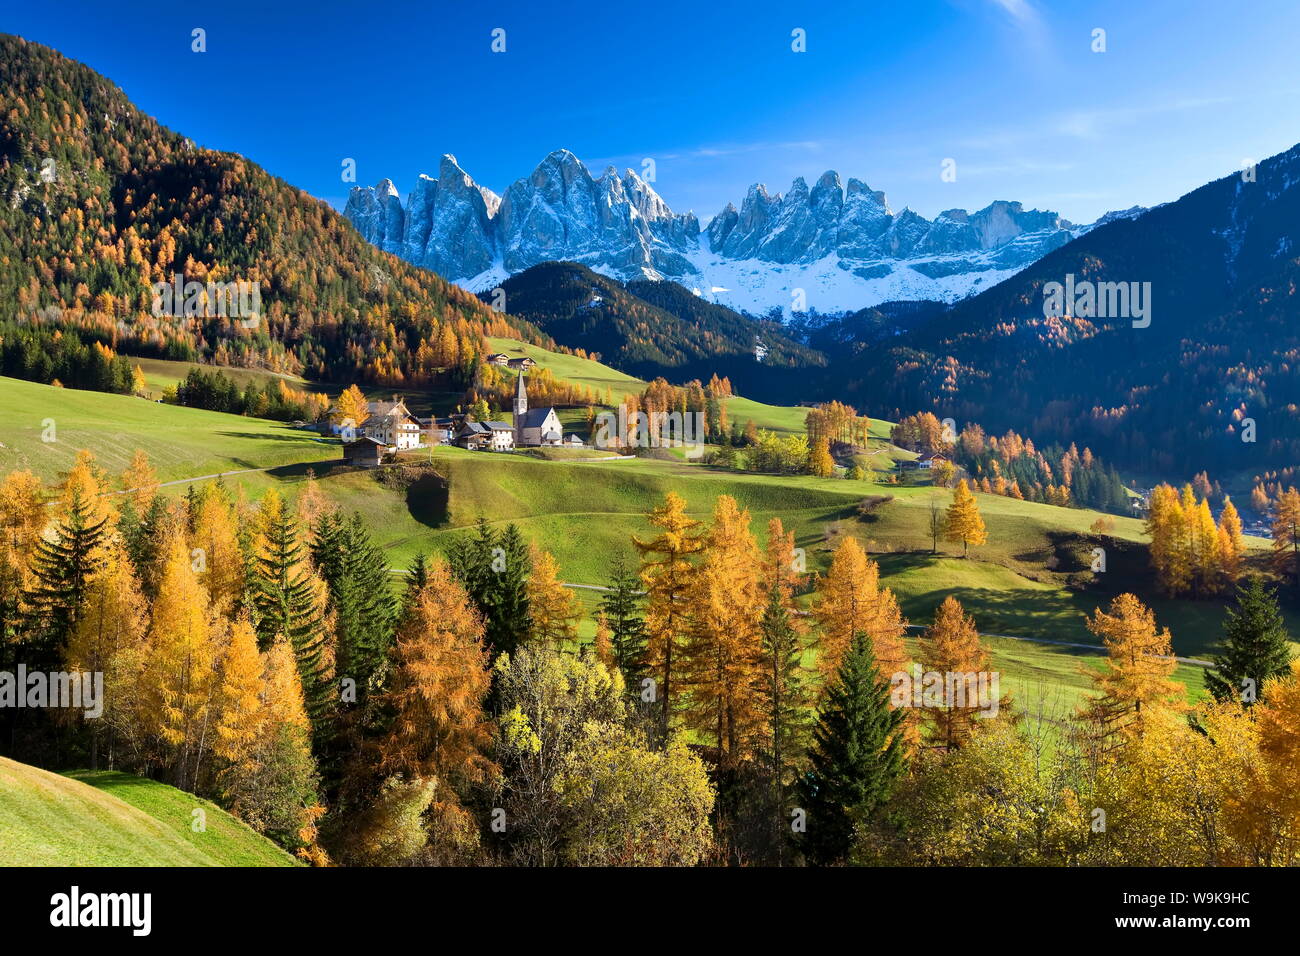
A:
[514,372,528,445]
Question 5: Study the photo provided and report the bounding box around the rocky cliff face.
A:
[346,149,699,285]
[345,149,1129,313]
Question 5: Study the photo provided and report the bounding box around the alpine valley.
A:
[5,11,1300,882]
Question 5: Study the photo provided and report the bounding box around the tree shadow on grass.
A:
[214,430,326,444]
[405,472,450,528]
[264,460,346,481]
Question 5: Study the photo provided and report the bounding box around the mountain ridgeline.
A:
[345,149,1115,313]
[842,144,1300,474]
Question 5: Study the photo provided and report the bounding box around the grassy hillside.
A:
[0,374,338,483]
[227,444,1290,674]
[130,356,312,397]
[0,757,296,866]
[487,335,874,439]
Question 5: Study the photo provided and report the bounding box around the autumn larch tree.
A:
[1145,483,1190,596]
[592,612,614,668]
[335,384,369,431]
[1078,593,1185,746]
[526,544,580,650]
[1190,497,1221,596]
[214,615,267,802]
[762,516,804,610]
[377,558,495,853]
[120,448,159,518]
[635,491,705,739]
[943,479,987,558]
[190,483,247,616]
[216,621,325,862]
[140,530,221,790]
[919,596,992,750]
[808,435,835,478]
[1272,488,1300,589]
[63,538,147,768]
[812,536,906,685]
[1217,496,1245,585]
[683,495,764,767]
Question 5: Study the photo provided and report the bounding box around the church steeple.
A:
[514,371,528,416]
[513,372,528,445]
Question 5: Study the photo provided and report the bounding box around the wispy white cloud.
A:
[588,140,824,169]
[984,0,1050,55]
[988,0,1037,24]
[1054,96,1233,140]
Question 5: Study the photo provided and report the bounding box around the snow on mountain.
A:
[683,238,1028,316]
[344,150,1132,315]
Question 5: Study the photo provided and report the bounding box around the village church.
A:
[513,372,562,447]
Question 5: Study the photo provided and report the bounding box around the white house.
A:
[361,399,421,450]
[456,421,515,451]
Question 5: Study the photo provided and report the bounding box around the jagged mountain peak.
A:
[814,169,843,190]
[344,148,1099,314]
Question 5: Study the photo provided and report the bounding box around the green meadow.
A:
[7,333,1292,722]
[0,757,296,867]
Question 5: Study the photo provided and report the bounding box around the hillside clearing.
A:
[0,758,296,866]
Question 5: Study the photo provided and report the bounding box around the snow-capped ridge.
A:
[344,149,1107,315]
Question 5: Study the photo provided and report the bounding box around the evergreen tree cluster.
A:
[0,323,135,393]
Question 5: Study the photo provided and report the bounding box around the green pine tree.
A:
[797,631,905,866]
[598,555,647,680]
[447,516,530,661]
[312,511,397,699]
[119,494,169,598]
[404,552,429,602]
[1205,577,1293,705]
[758,585,812,812]
[253,506,329,727]
[491,523,531,659]
[24,488,106,665]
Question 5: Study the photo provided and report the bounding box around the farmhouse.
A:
[456,421,515,451]
[506,356,537,371]
[512,372,561,447]
[362,398,421,450]
[344,436,386,468]
[486,353,511,366]
[917,452,947,470]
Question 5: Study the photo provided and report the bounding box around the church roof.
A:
[518,407,557,429]
[515,372,527,402]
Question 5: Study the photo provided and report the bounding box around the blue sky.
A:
[7,0,1299,223]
